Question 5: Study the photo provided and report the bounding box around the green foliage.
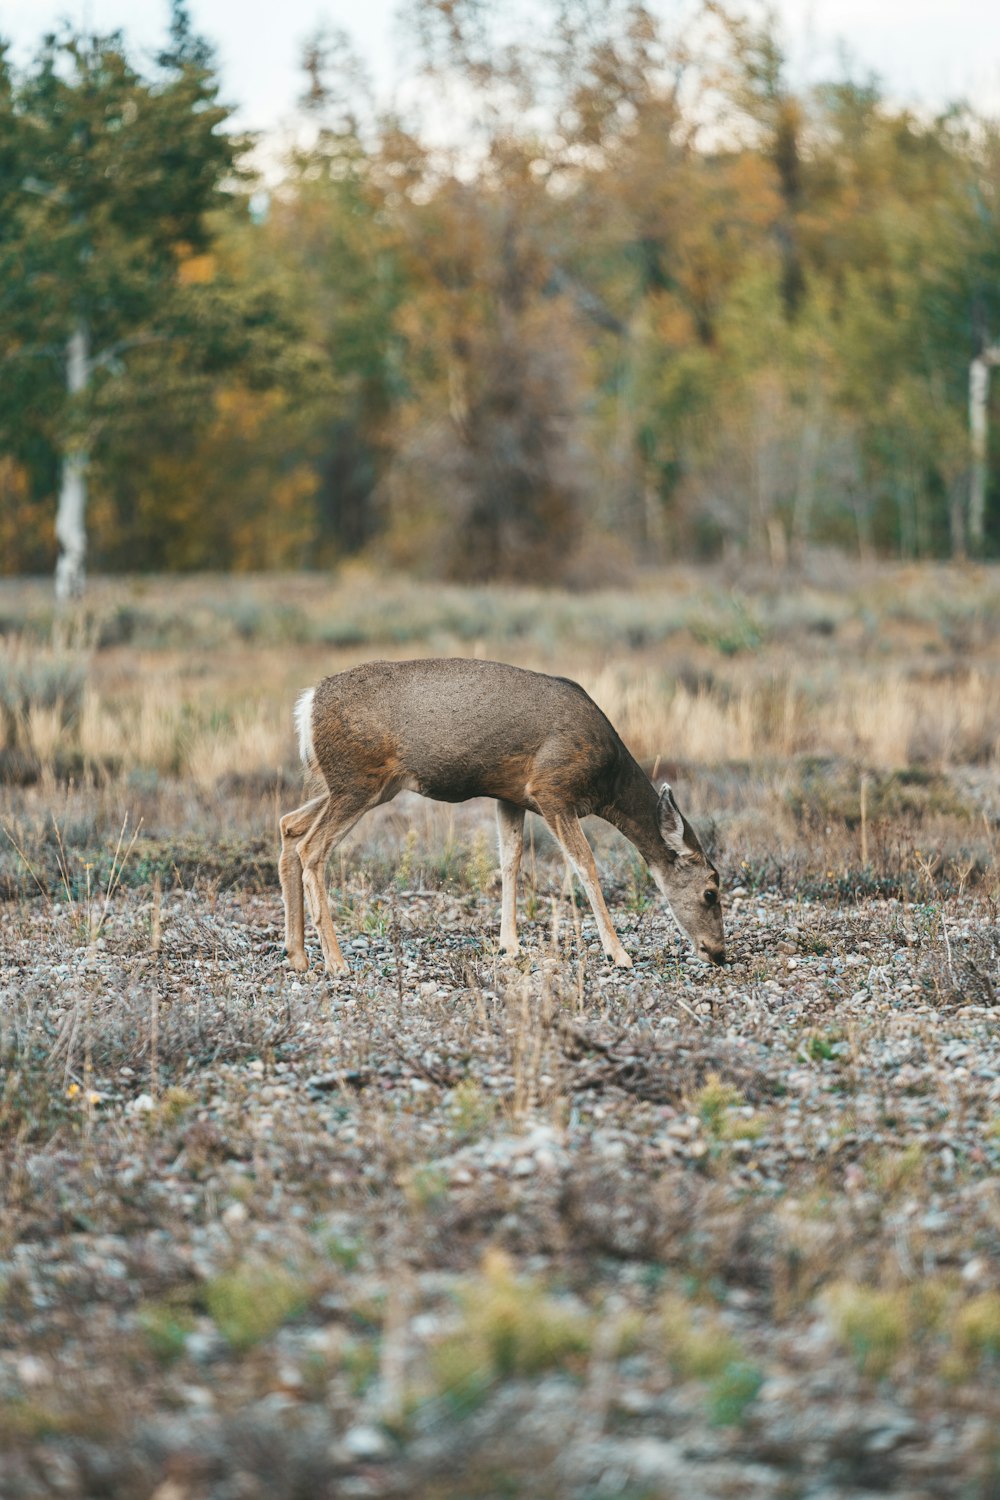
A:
[447,1079,496,1143]
[805,1033,840,1063]
[824,1281,947,1378]
[0,1053,69,1145]
[624,860,653,915]
[404,1165,449,1211]
[0,10,313,575]
[157,1086,196,1126]
[947,1294,1000,1376]
[721,1112,766,1143]
[431,1250,592,1409]
[137,1301,196,1364]
[325,1235,362,1271]
[787,762,971,830]
[693,1074,745,1139]
[462,829,495,894]
[707,1361,764,1427]
[395,828,421,889]
[343,1338,380,1396]
[691,599,764,656]
[204,1260,309,1350]
[4,3,1000,573]
[661,1293,742,1380]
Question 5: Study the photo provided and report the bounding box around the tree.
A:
[0,5,300,594]
[262,25,403,561]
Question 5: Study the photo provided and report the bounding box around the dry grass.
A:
[1,562,999,787]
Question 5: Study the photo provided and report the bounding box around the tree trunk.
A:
[55,323,89,603]
[969,350,997,553]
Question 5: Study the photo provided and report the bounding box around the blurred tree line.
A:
[2,0,1000,583]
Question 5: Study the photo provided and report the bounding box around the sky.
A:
[3,0,1000,133]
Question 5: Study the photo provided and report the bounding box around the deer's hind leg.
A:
[541,807,632,969]
[496,799,525,956]
[279,793,327,971]
[297,789,378,975]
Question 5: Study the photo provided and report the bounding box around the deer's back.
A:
[311,658,627,810]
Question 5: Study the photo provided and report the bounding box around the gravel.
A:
[2,866,1000,1498]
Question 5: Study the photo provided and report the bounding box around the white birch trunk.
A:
[969,350,997,553]
[55,323,89,603]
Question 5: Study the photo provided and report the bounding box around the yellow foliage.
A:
[0,458,51,575]
[176,250,216,285]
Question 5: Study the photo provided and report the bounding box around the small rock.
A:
[17,1355,50,1387]
[617,1387,657,1416]
[185,1328,224,1363]
[337,1424,391,1462]
[178,1384,216,1408]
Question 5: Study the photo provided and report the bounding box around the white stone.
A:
[340,1424,391,1461]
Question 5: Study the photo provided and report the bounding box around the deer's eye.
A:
[703,888,718,907]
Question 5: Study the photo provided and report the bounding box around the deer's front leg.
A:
[496,799,525,956]
[543,809,632,968]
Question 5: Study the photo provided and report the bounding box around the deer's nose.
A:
[699,942,726,966]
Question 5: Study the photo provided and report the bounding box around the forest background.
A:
[3,0,1000,586]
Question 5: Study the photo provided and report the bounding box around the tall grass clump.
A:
[0,638,87,766]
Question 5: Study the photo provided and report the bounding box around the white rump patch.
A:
[294,687,317,770]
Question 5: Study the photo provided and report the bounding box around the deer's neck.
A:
[604,759,667,873]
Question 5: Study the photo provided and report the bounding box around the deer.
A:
[278,658,725,975]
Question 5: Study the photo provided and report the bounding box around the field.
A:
[2,562,1000,1500]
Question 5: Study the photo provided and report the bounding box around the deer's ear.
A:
[657,783,688,858]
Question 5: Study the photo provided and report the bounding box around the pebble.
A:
[335,1424,392,1463]
[178,1384,216,1408]
[16,1355,50,1387]
[7,874,1000,1497]
[185,1329,224,1363]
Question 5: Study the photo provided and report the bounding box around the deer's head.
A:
[652,784,725,965]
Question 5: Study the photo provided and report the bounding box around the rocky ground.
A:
[3,826,1000,1500]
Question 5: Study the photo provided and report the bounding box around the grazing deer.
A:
[279,658,725,974]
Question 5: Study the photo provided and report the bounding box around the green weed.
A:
[708,1361,763,1426]
[204,1260,309,1350]
[431,1250,591,1410]
[661,1293,741,1380]
[693,1074,745,1139]
[137,1301,196,1364]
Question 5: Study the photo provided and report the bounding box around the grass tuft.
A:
[204,1260,309,1350]
[431,1250,592,1410]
